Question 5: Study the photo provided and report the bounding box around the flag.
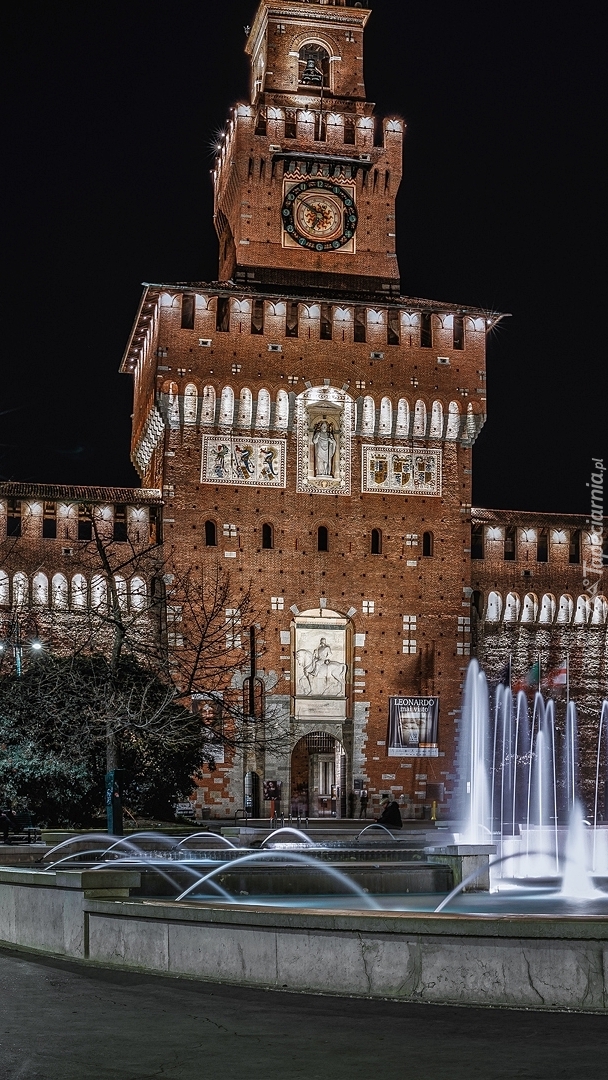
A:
[542,661,568,690]
[512,661,540,694]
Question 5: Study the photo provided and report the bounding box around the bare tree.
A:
[0,504,287,824]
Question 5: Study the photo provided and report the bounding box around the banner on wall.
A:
[387,697,439,757]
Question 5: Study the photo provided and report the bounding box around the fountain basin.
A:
[1,866,608,1012]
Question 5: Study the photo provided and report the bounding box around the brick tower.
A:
[121,0,504,820]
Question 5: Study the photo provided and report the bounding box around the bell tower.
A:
[214,0,403,296]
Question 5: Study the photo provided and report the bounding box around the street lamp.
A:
[0,612,43,676]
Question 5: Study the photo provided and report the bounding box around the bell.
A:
[301,58,323,86]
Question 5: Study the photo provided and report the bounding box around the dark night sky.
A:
[2,1,605,513]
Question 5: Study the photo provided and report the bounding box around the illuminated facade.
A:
[1,1,605,819]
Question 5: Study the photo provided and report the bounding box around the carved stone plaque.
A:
[201,436,286,487]
[362,446,441,497]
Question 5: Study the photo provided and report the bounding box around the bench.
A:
[4,811,42,845]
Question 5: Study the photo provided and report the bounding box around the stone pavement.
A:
[0,946,605,1080]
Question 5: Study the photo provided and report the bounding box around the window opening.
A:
[113,505,128,543]
[251,298,264,335]
[286,300,299,338]
[453,315,464,350]
[371,528,382,555]
[344,116,356,145]
[262,523,274,549]
[299,45,330,89]
[471,525,484,560]
[78,506,92,542]
[420,313,432,348]
[422,531,433,557]
[181,293,195,330]
[285,110,297,139]
[504,526,516,561]
[6,499,21,537]
[205,520,217,547]
[255,109,267,136]
[387,309,400,346]
[569,529,581,565]
[537,529,548,563]
[42,501,57,539]
[320,303,333,340]
[317,526,329,552]
[216,296,230,332]
[354,308,367,343]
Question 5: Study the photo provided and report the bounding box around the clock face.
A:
[282,179,358,251]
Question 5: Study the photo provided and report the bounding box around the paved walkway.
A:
[0,946,606,1080]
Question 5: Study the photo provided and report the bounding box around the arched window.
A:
[113,575,128,612]
[262,523,274,550]
[379,397,392,435]
[51,573,68,610]
[13,572,28,606]
[0,570,9,606]
[569,529,581,565]
[556,594,573,623]
[422,531,433,557]
[361,395,375,435]
[237,387,252,427]
[574,595,590,625]
[275,389,289,429]
[71,574,87,609]
[521,593,538,623]
[395,398,409,437]
[414,399,427,437]
[91,574,107,610]
[130,576,147,611]
[32,572,48,606]
[445,401,461,440]
[592,596,608,625]
[219,386,234,426]
[504,592,520,622]
[183,383,198,425]
[201,385,216,425]
[486,591,502,622]
[371,528,382,555]
[317,525,329,552]
[539,594,556,624]
[430,400,443,439]
[299,44,330,89]
[256,388,271,428]
[205,520,217,547]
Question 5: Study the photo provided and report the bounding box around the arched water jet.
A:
[176,832,237,849]
[355,824,397,841]
[174,850,381,908]
[260,828,315,847]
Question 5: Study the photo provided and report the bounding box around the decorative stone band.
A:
[201,436,287,488]
[362,445,442,497]
[132,406,165,478]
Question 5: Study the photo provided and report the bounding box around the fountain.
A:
[1,663,607,1010]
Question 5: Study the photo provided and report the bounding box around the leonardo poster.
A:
[362,446,441,496]
[201,436,286,487]
[388,697,439,757]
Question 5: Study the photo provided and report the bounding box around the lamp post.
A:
[0,610,43,676]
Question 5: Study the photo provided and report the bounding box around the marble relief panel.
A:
[361,446,442,497]
[201,436,286,487]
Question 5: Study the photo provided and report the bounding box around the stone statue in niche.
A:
[312,420,337,478]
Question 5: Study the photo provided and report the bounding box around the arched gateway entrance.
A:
[290,732,347,818]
